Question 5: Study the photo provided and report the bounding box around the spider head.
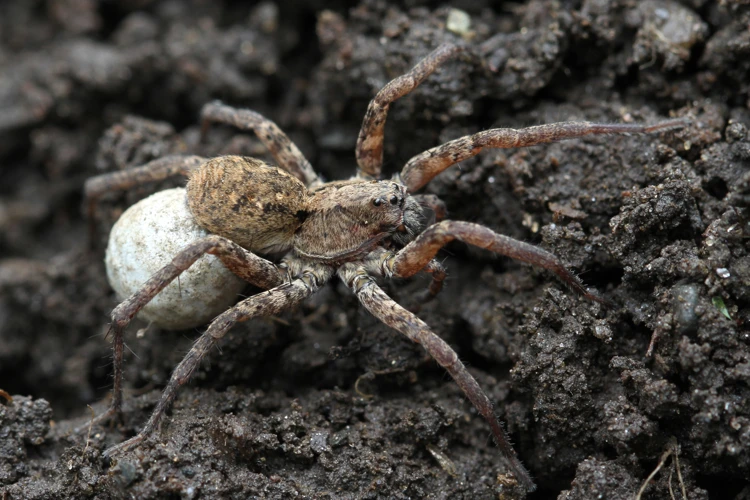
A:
[347,180,426,247]
[367,180,408,225]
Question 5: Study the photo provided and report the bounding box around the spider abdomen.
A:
[187,155,309,255]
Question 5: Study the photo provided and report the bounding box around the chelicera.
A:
[84,43,687,492]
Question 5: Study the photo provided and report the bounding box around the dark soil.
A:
[1,0,748,498]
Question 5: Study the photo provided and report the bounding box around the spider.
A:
[84,43,687,492]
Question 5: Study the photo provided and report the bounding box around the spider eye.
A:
[373,198,383,207]
[390,195,399,205]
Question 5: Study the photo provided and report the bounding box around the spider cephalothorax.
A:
[84,43,687,492]
[293,179,414,262]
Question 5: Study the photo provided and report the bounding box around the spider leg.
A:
[369,250,447,308]
[401,118,689,192]
[84,155,205,246]
[339,264,536,492]
[412,259,447,306]
[388,220,610,305]
[200,101,321,188]
[355,43,464,180]
[85,235,287,433]
[413,193,448,222]
[103,265,331,456]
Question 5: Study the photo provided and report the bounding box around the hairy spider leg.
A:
[200,101,321,188]
[83,235,286,432]
[84,155,205,246]
[400,118,690,192]
[340,264,536,492]
[390,220,610,305]
[356,43,464,180]
[103,265,331,456]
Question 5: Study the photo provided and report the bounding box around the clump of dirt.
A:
[1,0,748,498]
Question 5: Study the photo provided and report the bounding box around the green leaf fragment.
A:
[711,296,732,320]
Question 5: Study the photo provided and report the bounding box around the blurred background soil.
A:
[0,0,748,498]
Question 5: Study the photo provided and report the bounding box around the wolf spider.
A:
[84,43,686,492]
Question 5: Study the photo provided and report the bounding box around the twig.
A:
[668,468,675,500]
[635,439,687,500]
[83,405,95,454]
[635,447,673,500]
[674,446,687,500]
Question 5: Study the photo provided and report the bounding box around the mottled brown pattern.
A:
[293,180,407,262]
[103,263,331,456]
[88,234,286,430]
[83,43,688,492]
[390,220,610,304]
[187,156,308,255]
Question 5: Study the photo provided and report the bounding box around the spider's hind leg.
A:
[84,155,206,247]
[200,101,321,188]
[85,235,286,435]
[103,265,330,456]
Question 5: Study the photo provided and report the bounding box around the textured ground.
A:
[0,0,748,498]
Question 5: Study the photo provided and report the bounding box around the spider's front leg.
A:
[387,220,610,305]
[87,235,286,430]
[355,43,464,180]
[339,264,536,492]
[400,118,689,192]
[353,40,688,188]
[104,264,332,457]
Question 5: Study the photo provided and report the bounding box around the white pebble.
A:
[446,8,471,35]
[105,187,245,330]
